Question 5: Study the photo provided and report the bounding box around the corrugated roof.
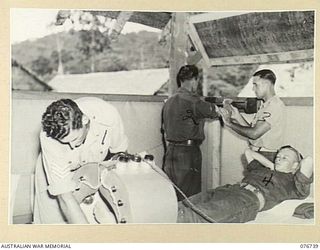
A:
[88,11,172,30]
[48,68,169,95]
[189,11,314,66]
[56,10,172,30]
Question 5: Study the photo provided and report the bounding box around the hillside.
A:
[12,30,312,97]
[11,30,255,96]
[12,30,170,83]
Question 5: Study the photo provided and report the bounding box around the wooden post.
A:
[201,63,221,193]
[168,12,188,96]
[168,12,221,193]
[210,121,222,188]
[201,63,209,96]
[109,11,133,42]
[201,120,222,192]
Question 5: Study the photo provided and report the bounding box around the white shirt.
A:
[40,97,128,196]
[249,96,286,151]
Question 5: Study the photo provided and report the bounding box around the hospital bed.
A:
[248,185,314,224]
[30,151,314,224]
[78,154,314,225]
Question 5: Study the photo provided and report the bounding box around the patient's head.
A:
[274,145,302,174]
[42,99,85,141]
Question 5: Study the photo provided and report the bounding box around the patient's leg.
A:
[177,184,260,223]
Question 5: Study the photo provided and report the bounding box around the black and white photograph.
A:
[10,9,315,226]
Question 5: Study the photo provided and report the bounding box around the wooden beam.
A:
[281,97,313,106]
[12,91,313,106]
[208,49,314,66]
[186,51,202,65]
[201,64,222,192]
[168,13,188,95]
[109,11,133,42]
[12,90,167,103]
[188,18,211,67]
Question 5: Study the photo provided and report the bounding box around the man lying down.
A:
[177,145,313,223]
[66,144,313,224]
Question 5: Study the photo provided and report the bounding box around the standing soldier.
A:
[162,65,220,200]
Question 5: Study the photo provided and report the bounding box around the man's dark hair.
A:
[177,65,199,87]
[41,99,83,140]
[253,69,277,85]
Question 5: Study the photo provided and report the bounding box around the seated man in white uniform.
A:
[33,97,128,224]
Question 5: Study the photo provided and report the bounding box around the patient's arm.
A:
[244,148,254,163]
[244,148,274,170]
[293,156,313,198]
[299,156,313,178]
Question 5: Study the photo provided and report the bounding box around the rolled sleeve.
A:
[259,108,278,127]
[40,133,78,196]
[194,100,219,119]
[250,96,286,150]
[294,170,313,198]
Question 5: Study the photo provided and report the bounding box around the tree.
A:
[31,56,54,76]
[58,10,112,73]
[76,29,111,72]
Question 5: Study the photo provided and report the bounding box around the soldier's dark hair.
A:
[177,65,199,87]
[41,99,83,140]
[253,69,276,85]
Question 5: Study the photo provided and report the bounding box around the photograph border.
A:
[1,0,320,243]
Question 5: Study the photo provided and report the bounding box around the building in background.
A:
[11,59,52,91]
[47,68,169,95]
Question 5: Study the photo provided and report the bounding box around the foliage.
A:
[30,56,54,76]
[77,29,111,58]
[206,65,258,97]
[12,30,170,82]
[12,21,257,96]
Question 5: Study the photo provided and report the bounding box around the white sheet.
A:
[248,197,314,224]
